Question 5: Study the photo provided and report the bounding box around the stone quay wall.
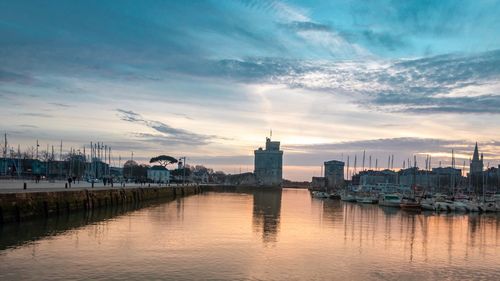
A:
[0,185,201,224]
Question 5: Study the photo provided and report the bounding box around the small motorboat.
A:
[340,192,357,202]
[379,193,402,207]
[356,195,378,204]
[400,198,421,211]
[420,195,436,211]
[464,200,480,212]
[479,201,497,212]
[435,200,455,212]
[453,201,468,212]
[311,191,329,198]
[328,193,341,200]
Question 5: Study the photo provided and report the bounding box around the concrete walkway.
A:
[0,180,192,193]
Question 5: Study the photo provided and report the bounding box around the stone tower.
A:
[470,142,484,174]
[254,138,283,187]
[469,142,484,193]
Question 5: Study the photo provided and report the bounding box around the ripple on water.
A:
[1,189,500,280]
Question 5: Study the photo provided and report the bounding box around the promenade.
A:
[0,179,192,193]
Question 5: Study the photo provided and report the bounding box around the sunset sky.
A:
[2,0,500,180]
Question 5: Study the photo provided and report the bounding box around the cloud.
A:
[4,0,497,118]
[338,29,409,52]
[198,49,500,114]
[116,109,217,146]
[283,137,500,167]
[280,21,332,32]
[19,124,38,128]
[0,69,34,84]
[49,102,72,108]
[19,112,53,118]
[285,137,464,153]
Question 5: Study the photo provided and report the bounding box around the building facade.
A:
[147,166,170,183]
[358,169,398,185]
[254,138,283,187]
[324,160,345,188]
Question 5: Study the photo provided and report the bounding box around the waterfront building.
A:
[397,167,462,193]
[358,169,398,185]
[254,138,283,187]
[483,166,500,193]
[311,176,326,190]
[110,167,123,178]
[224,172,257,186]
[352,166,463,194]
[0,158,45,178]
[431,167,463,193]
[147,166,170,183]
[324,160,344,188]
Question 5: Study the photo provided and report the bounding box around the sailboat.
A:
[400,185,421,211]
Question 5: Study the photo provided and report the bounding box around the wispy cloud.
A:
[116,109,217,146]
[49,102,72,108]
[19,112,53,118]
[196,50,500,114]
[285,137,465,153]
[284,138,500,167]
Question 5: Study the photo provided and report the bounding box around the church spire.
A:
[472,142,480,161]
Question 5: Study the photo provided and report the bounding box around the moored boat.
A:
[378,193,401,207]
[435,200,455,212]
[340,192,357,202]
[420,196,435,211]
[311,191,329,198]
[356,195,378,204]
[479,201,497,212]
[453,201,468,212]
[400,198,421,211]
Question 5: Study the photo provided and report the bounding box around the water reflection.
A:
[1,189,500,280]
[334,201,500,267]
[0,199,177,251]
[252,189,282,244]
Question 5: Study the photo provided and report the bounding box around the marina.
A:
[1,188,499,280]
[2,1,500,280]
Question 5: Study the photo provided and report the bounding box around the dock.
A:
[0,180,201,224]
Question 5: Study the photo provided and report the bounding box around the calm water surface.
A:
[1,188,500,280]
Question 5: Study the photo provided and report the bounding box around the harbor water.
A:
[1,188,499,280]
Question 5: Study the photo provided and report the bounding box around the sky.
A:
[1,0,500,181]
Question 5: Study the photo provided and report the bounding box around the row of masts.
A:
[1,133,132,178]
[341,149,477,180]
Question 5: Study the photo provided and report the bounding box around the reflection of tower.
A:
[252,189,282,243]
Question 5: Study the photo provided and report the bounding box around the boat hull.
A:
[379,201,401,207]
[357,198,378,204]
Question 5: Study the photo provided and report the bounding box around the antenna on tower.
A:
[270,129,272,140]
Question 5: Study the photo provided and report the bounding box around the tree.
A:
[123,160,149,180]
[23,146,36,159]
[149,155,178,168]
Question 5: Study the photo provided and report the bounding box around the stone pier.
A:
[0,185,201,224]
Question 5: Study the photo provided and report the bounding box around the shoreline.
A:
[0,185,201,224]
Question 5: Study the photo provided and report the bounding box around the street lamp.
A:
[179,157,186,185]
